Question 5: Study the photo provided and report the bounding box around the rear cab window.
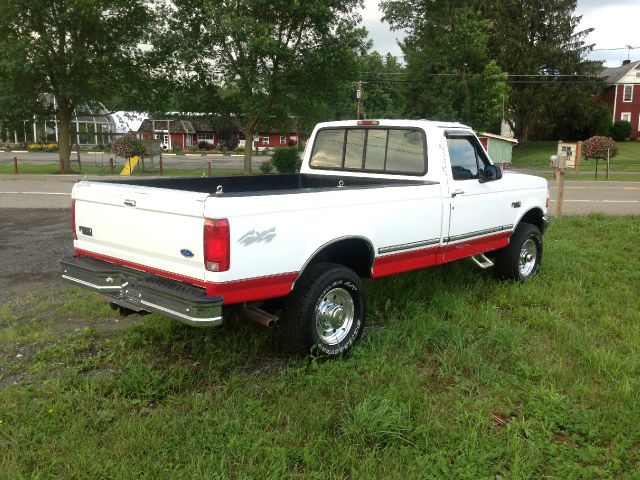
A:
[310,127,427,175]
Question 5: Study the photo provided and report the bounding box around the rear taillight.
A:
[204,218,230,272]
[72,199,77,240]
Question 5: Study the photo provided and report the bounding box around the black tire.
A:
[279,263,366,356]
[493,223,543,281]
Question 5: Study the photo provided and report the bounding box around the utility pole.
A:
[356,81,363,119]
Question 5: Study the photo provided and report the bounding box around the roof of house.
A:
[138,118,196,134]
[477,132,518,144]
[112,111,146,133]
[602,60,640,85]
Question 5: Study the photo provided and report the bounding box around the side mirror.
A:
[479,164,502,183]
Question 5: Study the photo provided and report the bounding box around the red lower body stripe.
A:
[371,232,510,278]
[75,248,298,305]
[76,231,510,305]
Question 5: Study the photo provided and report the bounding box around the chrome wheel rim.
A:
[315,287,355,345]
[519,238,537,277]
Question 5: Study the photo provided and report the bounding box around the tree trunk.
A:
[57,99,72,174]
[243,117,258,175]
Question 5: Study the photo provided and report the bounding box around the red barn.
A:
[601,59,640,139]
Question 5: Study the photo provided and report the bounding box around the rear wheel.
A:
[493,223,543,281]
[280,263,365,356]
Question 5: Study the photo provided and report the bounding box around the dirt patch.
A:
[0,208,73,300]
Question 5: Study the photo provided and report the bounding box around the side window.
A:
[447,137,489,181]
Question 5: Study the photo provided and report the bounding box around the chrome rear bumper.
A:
[60,256,223,327]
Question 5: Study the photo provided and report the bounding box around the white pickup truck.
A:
[61,119,550,356]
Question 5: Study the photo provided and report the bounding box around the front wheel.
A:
[280,263,366,356]
[493,223,543,281]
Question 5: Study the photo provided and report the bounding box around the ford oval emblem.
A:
[180,249,194,258]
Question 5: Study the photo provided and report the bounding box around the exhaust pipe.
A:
[242,305,279,328]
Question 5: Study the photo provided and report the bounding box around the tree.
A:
[381,0,507,131]
[154,0,368,174]
[484,0,602,140]
[0,0,151,172]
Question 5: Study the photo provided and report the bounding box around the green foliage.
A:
[552,99,612,140]
[110,134,145,159]
[582,136,617,161]
[484,0,603,140]
[154,0,368,173]
[381,2,507,131]
[0,0,151,171]
[272,148,301,173]
[611,120,632,141]
[259,160,274,174]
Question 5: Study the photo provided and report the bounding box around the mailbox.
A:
[549,153,568,169]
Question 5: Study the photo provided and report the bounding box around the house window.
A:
[262,137,269,145]
[623,85,633,102]
[621,112,631,122]
[197,132,214,143]
[280,136,286,144]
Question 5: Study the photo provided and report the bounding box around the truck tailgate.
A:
[72,181,210,283]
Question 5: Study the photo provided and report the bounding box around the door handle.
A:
[123,199,136,207]
[451,189,465,197]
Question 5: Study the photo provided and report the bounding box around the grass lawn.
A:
[512,140,640,172]
[1,215,640,478]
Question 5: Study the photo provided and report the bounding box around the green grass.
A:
[2,215,640,478]
[512,140,640,172]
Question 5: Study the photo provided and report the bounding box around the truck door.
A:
[444,132,510,262]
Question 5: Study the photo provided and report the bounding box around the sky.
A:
[361,0,640,67]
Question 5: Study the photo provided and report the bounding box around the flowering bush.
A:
[111,134,145,158]
[582,136,617,161]
[259,160,274,173]
[27,143,58,152]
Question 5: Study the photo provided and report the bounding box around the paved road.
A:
[548,180,640,215]
[0,151,270,171]
[1,175,638,214]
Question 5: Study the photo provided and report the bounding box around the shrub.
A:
[259,160,274,173]
[582,136,617,160]
[197,140,209,150]
[611,120,632,141]
[111,134,145,158]
[171,144,183,154]
[271,147,301,173]
[27,143,58,152]
[234,147,245,154]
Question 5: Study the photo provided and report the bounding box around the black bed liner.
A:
[95,173,437,197]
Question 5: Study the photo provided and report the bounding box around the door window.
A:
[447,137,488,180]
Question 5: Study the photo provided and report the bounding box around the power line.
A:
[592,46,638,51]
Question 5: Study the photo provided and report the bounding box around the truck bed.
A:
[96,173,435,197]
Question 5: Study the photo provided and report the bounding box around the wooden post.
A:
[109,158,114,175]
[13,156,18,174]
[606,148,610,181]
[208,161,212,177]
[159,155,164,176]
[555,167,565,218]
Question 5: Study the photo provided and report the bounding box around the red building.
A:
[601,59,640,139]
[137,115,301,150]
[138,118,198,150]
